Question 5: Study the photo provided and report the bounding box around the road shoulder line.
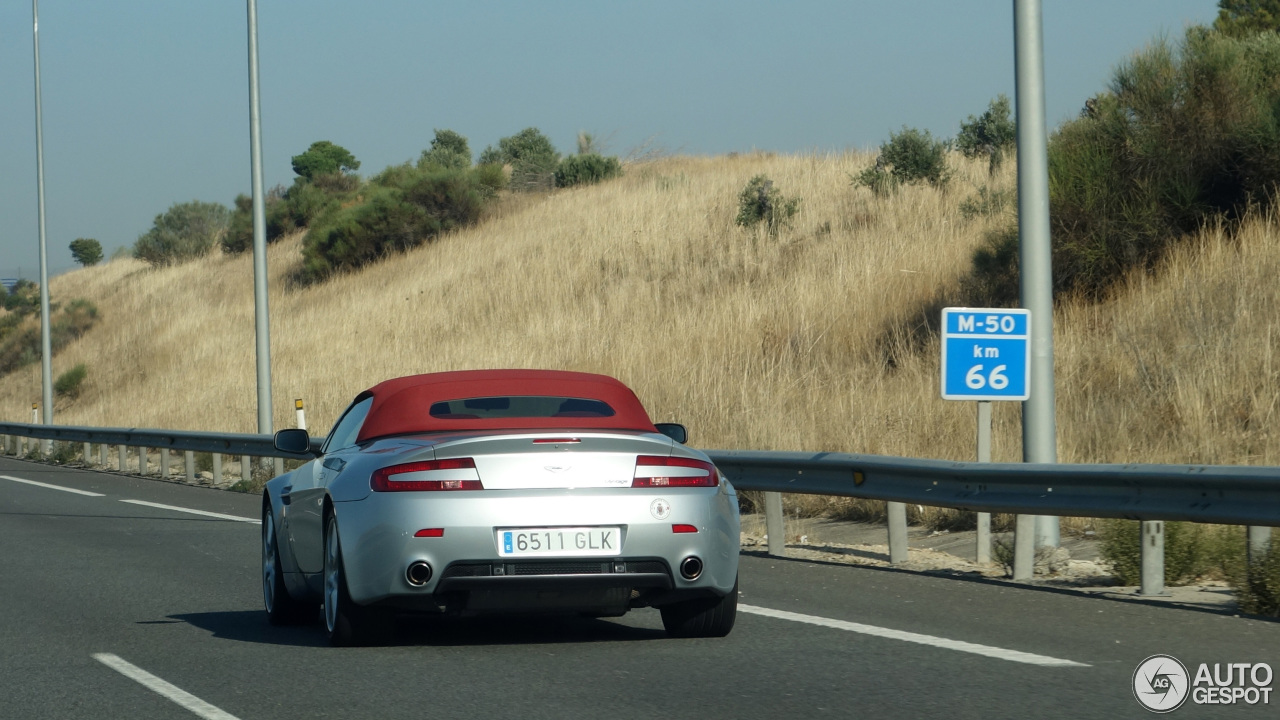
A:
[0,474,104,497]
[92,653,242,720]
[119,499,260,524]
[739,603,1089,667]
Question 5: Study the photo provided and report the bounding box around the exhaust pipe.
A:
[679,556,703,580]
[406,561,433,586]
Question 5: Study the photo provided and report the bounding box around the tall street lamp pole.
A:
[247,0,273,439]
[32,0,53,443]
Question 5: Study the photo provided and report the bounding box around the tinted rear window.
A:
[428,396,616,419]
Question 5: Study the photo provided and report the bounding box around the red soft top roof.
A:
[355,369,658,442]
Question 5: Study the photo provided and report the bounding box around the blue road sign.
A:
[940,308,1031,401]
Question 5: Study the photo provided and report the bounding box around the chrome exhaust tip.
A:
[406,561,433,586]
[679,556,703,580]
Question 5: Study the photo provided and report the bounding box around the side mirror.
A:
[274,428,315,456]
[655,423,688,444]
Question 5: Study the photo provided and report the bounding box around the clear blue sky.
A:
[0,1,1217,279]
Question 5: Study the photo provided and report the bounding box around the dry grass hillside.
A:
[3,152,1279,479]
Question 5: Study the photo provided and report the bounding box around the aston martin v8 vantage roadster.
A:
[263,370,740,645]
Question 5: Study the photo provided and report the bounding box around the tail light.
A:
[371,458,482,492]
[632,455,719,488]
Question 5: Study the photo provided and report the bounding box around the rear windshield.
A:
[428,396,616,420]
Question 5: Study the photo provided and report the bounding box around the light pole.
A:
[246,0,273,440]
[32,0,53,446]
[1014,0,1060,551]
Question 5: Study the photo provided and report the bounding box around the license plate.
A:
[498,527,620,557]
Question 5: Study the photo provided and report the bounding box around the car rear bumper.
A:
[333,485,739,608]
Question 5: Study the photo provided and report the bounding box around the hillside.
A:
[3,152,1278,474]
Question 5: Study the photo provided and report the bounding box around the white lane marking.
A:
[739,604,1089,667]
[0,474,105,497]
[119,499,260,524]
[92,653,242,720]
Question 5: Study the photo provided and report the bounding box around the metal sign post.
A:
[941,307,1032,576]
[976,400,992,564]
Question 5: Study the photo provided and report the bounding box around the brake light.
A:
[371,458,482,492]
[632,455,719,488]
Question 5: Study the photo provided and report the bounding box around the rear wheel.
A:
[660,576,738,638]
[262,505,313,625]
[323,512,391,646]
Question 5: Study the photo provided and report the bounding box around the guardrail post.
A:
[242,455,251,485]
[1013,515,1035,580]
[137,447,147,476]
[161,448,170,478]
[764,492,785,556]
[184,451,194,483]
[82,442,90,465]
[1248,526,1272,567]
[1139,521,1166,596]
[118,445,126,472]
[98,443,106,467]
[273,457,283,478]
[887,501,908,565]
[212,453,222,487]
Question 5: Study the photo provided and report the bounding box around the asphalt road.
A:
[2,455,1276,719]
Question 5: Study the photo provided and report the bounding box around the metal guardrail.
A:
[0,421,320,489]
[705,450,1280,527]
[0,422,1275,597]
[0,422,319,458]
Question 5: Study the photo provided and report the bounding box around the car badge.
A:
[544,465,571,473]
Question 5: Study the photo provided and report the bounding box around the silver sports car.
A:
[263,369,740,645]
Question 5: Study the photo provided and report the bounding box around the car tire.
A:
[323,512,391,646]
[262,504,314,625]
[660,575,738,638]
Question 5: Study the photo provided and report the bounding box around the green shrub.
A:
[0,298,98,377]
[54,363,88,399]
[480,127,560,192]
[1099,519,1216,585]
[961,225,1021,306]
[223,194,255,254]
[555,153,622,188]
[735,175,800,233]
[134,200,230,266]
[851,163,900,197]
[69,238,103,267]
[2,279,39,315]
[419,129,472,170]
[956,95,1016,174]
[856,127,951,195]
[1047,28,1280,297]
[473,163,508,196]
[224,180,349,254]
[301,167,485,281]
